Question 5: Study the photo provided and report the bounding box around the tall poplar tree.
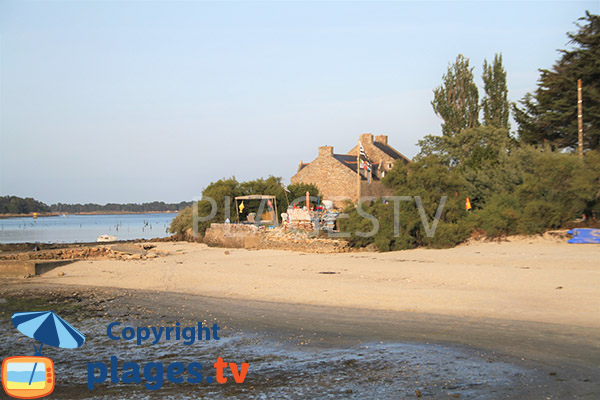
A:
[431,54,480,137]
[481,53,510,129]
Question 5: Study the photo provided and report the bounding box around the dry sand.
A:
[39,236,599,329]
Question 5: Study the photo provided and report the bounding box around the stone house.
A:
[290,133,410,206]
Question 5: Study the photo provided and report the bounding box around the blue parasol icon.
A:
[11,311,86,386]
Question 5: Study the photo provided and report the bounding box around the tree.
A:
[417,126,515,168]
[514,11,600,150]
[0,196,50,214]
[482,53,510,129]
[168,176,320,237]
[431,54,480,136]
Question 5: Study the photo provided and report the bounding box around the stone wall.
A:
[291,135,410,207]
[291,146,358,207]
[203,223,260,248]
[347,133,409,175]
[203,223,350,253]
[259,230,350,253]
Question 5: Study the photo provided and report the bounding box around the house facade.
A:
[290,133,410,206]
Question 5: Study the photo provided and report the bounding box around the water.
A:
[0,213,176,244]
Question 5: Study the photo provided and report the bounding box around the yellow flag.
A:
[239,201,245,213]
[465,197,472,210]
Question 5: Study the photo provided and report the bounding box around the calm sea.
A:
[0,213,176,244]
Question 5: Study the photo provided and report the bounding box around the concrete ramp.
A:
[0,259,77,277]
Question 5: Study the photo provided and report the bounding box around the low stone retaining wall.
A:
[203,223,350,253]
[203,224,260,248]
[258,234,350,253]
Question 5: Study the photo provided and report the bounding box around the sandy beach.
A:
[38,237,599,329]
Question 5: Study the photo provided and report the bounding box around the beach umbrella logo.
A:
[1,311,86,399]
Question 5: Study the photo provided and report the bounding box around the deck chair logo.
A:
[2,311,85,399]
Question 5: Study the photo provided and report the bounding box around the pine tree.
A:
[431,54,480,137]
[482,53,510,129]
[514,11,600,150]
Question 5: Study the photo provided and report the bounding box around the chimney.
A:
[375,135,388,146]
[318,146,334,158]
[359,133,374,144]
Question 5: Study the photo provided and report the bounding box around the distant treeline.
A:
[50,201,192,213]
[0,196,50,214]
[0,196,191,214]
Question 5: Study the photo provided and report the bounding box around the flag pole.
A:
[283,185,290,209]
[578,79,584,159]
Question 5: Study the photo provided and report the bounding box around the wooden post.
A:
[356,140,362,203]
[578,79,584,159]
[283,188,290,209]
[273,196,279,225]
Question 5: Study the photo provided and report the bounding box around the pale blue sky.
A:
[0,1,597,204]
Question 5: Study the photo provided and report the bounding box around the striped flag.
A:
[359,142,372,171]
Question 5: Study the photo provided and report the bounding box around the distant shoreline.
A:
[0,210,179,219]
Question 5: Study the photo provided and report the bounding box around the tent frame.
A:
[234,195,279,225]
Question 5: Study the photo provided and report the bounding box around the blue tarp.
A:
[567,228,600,244]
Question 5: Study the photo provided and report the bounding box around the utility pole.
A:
[356,139,362,203]
[578,79,583,159]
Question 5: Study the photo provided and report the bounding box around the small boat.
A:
[97,235,117,242]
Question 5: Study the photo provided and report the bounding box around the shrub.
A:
[168,177,319,238]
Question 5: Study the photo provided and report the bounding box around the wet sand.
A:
[0,284,598,399]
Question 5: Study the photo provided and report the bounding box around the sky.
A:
[0,1,597,204]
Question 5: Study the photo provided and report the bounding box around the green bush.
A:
[168,177,320,238]
[168,207,194,237]
[340,144,600,251]
[475,193,521,237]
[341,155,474,250]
